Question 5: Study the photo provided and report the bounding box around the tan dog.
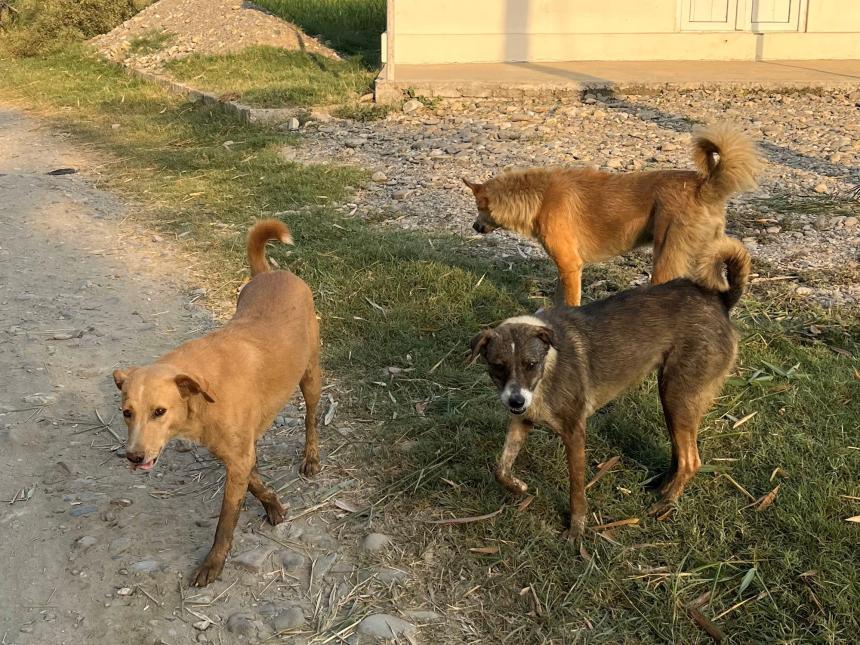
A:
[113,219,321,587]
[469,238,750,537]
[465,123,762,305]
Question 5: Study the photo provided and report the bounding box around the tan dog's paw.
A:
[300,457,321,477]
[264,500,286,525]
[192,557,224,587]
[495,473,529,496]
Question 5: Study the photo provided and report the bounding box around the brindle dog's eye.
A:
[526,361,538,370]
[122,409,132,418]
[153,408,167,418]
[489,362,505,371]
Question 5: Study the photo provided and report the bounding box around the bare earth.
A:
[0,109,434,644]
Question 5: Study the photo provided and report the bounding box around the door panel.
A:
[681,0,739,31]
[746,0,803,31]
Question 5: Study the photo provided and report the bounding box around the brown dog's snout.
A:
[473,221,484,233]
[126,450,145,464]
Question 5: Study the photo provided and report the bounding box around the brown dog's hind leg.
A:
[495,417,532,495]
[299,356,322,477]
[193,458,252,587]
[248,466,286,525]
[559,416,588,540]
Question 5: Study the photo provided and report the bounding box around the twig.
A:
[424,507,503,526]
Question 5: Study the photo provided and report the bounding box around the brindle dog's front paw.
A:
[300,456,321,477]
[192,556,225,587]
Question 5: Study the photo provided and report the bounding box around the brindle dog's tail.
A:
[695,236,751,311]
[247,219,293,277]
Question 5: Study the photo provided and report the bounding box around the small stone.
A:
[70,505,98,517]
[131,558,159,573]
[402,99,423,113]
[766,226,781,234]
[360,533,392,553]
[111,123,121,130]
[287,117,300,131]
[795,286,813,296]
[20,624,34,633]
[843,216,858,228]
[193,619,211,631]
[814,216,833,231]
[392,189,409,200]
[23,392,57,405]
[371,171,387,183]
[660,142,678,151]
[232,546,273,573]
[273,606,305,631]
[110,537,132,555]
[814,183,828,194]
[606,159,624,169]
[345,137,367,148]
[116,587,134,596]
[356,614,417,641]
[429,148,444,157]
[111,497,133,507]
[75,535,97,550]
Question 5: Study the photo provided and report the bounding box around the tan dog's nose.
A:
[126,450,145,465]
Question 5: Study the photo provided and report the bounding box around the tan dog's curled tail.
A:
[695,237,751,310]
[247,219,293,276]
[691,123,763,204]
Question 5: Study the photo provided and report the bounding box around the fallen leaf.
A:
[364,297,386,315]
[591,517,640,531]
[469,546,499,555]
[755,485,780,512]
[732,411,757,429]
[425,508,503,526]
[854,368,860,381]
[738,567,757,596]
[516,495,535,512]
[846,515,860,523]
[831,346,853,358]
[687,607,724,642]
[333,499,363,513]
[586,455,621,490]
[414,400,428,416]
[579,543,592,561]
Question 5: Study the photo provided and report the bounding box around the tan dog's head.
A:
[468,317,557,415]
[463,178,499,234]
[112,364,214,471]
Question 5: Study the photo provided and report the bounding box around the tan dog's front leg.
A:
[559,417,587,540]
[193,463,251,587]
[544,240,583,306]
[494,417,532,495]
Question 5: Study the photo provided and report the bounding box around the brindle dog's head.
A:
[463,178,500,234]
[469,318,557,415]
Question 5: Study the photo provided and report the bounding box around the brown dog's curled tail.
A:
[247,219,293,276]
[691,123,763,204]
[695,237,751,311]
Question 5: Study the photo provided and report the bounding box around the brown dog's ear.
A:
[462,178,483,194]
[112,367,138,390]
[467,329,495,366]
[534,326,558,350]
[175,374,216,403]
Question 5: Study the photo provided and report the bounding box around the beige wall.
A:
[386,0,860,64]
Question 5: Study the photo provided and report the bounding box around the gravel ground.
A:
[90,0,339,71]
[282,88,860,308]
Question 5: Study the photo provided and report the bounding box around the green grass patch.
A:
[1,48,858,643]
[255,0,385,67]
[165,46,375,108]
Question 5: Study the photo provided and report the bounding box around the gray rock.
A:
[814,216,833,231]
[226,612,259,638]
[371,171,388,183]
[287,117,300,131]
[131,558,159,573]
[313,552,337,579]
[766,226,781,234]
[70,505,98,517]
[232,546,273,573]
[23,392,57,405]
[402,99,423,113]
[278,548,307,573]
[392,189,410,200]
[273,606,305,631]
[356,614,417,641]
[75,535,97,550]
[345,137,367,148]
[360,533,392,553]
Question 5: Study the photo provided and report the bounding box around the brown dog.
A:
[464,123,762,305]
[113,219,321,587]
[469,238,750,538]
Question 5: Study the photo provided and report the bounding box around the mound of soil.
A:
[90,0,339,70]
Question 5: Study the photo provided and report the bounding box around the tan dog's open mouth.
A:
[131,454,160,472]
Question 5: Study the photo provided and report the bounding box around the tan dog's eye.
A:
[153,408,167,418]
[123,409,132,418]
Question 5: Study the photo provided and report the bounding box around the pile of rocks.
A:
[90,0,339,71]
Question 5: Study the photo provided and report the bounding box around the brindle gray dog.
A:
[469,239,750,538]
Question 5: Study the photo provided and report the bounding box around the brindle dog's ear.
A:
[462,178,483,194]
[467,329,494,366]
[175,374,216,403]
[534,326,558,350]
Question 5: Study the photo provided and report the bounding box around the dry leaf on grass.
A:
[591,517,640,531]
[425,508,503,526]
[732,411,757,429]
[687,607,724,642]
[469,546,499,555]
[845,515,860,523]
[586,455,621,490]
[516,495,534,512]
[755,484,780,512]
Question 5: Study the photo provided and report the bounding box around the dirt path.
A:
[0,108,428,644]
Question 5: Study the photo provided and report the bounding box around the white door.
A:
[742,0,804,31]
[680,0,739,31]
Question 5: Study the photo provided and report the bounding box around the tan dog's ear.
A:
[175,374,216,403]
[462,178,483,193]
[534,326,558,350]
[467,329,495,366]
[112,367,138,390]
